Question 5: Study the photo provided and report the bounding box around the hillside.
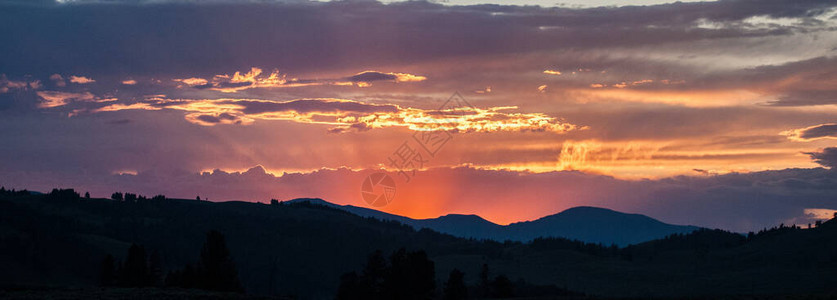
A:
[1,189,836,299]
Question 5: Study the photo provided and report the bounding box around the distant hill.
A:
[2,189,837,299]
[286,199,699,246]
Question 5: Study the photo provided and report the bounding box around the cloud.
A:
[91,102,161,113]
[185,112,253,126]
[173,68,429,93]
[35,91,96,108]
[782,123,837,141]
[87,96,582,133]
[173,77,208,86]
[3,0,833,77]
[767,90,837,106]
[805,147,837,168]
[347,71,427,84]
[121,79,137,85]
[693,56,837,107]
[180,68,428,92]
[49,74,66,87]
[69,75,95,84]
[195,67,306,92]
[0,74,39,93]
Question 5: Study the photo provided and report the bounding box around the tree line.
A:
[110,192,167,202]
[336,248,581,300]
[0,186,32,197]
[99,230,243,293]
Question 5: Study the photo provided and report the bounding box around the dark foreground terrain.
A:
[1,188,836,299]
[0,287,284,300]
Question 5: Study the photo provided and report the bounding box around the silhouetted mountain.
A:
[504,206,700,245]
[286,199,698,246]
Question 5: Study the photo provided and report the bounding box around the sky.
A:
[1,0,837,232]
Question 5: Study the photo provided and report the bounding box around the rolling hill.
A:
[287,199,699,246]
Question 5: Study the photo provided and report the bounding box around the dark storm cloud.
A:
[806,147,837,168]
[0,0,833,77]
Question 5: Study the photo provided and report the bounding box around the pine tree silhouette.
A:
[121,244,150,287]
[384,248,435,299]
[148,250,163,286]
[99,254,117,287]
[478,263,490,297]
[443,269,467,300]
[337,248,435,300]
[198,230,243,292]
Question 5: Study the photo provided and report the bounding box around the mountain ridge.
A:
[285,198,701,246]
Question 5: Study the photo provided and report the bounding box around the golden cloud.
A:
[391,72,427,83]
[173,77,208,86]
[89,97,582,133]
[172,68,428,92]
[92,102,162,113]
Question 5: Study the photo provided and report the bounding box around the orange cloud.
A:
[173,77,208,86]
[92,102,162,113]
[69,75,95,84]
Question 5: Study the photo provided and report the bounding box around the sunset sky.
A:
[1,0,837,232]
